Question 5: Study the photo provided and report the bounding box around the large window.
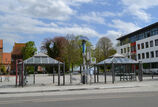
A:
[150,40,153,47]
[141,43,144,49]
[138,54,141,60]
[121,49,123,54]
[145,42,149,48]
[146,52,149,58]
[146,31,150,37]
[156,50,158,57]
[142,53,145,59]
[151,28,158,36]
[155,39,158,46]
[151,51,154,58]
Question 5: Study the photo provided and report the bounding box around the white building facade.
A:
[117,22,158,71]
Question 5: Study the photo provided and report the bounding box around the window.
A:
[146,52,149,58]
[150,40,153,47]
[138,54,141,60]
[137,44,140,50]
[155,39,158,46]
[147,32,150,37]
[124,48,126,53]
[151,51,154,58]
[121,49,123,54]
[156,50,158,57]
[141,43,144,49]
[142,53,145,59]
[145,42,149,48]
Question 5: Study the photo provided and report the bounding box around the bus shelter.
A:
[96,53,143,84]
[16,53,65,87]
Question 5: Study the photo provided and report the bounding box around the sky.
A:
[0,0,158,52]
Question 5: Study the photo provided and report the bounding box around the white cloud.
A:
[0,0,99,52]
[0,0,83,21]
[79,11,116,24]
[109,19,140,34]
[104,20,140,46]
[15,0,93,20]
[79,12,105,24]
[121,0,158,22]
[105,30,122,45]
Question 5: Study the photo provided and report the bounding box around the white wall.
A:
[136,35,158,63]
[117,43,131,57]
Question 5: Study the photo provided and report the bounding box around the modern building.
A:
[117,22,158,71]
[11,43,26,72]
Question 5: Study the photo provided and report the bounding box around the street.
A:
[0,91,158,107]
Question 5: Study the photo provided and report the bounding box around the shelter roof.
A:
[23,53,63,65]
[97,53,138,65]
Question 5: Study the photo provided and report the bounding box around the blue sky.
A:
[0,0,158,52]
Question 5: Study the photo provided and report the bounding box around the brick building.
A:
[11,43,26,73]
[0,40,11,74]
[2,53,11,72]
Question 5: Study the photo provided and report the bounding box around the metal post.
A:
[22,62,24,87]
[53,66,55,83]
[97,66,99,83]
[16,60,18,86]
[126,64,128,81]
[139,61,143,81]
[150,63,153,79]
[33,66,35,84]
[80,64,82,83]
[63,63,65,85]
[119,64,121,81]
[70,63,72,84]
[128,64,130,81]
[123,64,125,81]
[58,63,60,86]
[71,63,73,84]
[134,64,136,81]
[112,63,115,84]
[94,65,96,83]
[18,62,21,86]
[104,62,106,84]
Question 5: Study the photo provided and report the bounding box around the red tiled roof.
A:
[3,53,11,64]
[12,43,26,55]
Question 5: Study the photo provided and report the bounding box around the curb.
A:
[0,86,140,94]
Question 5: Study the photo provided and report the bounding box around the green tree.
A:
[22,41,37,60]
[1,65,6,74]
[95,37,116,62]
[22,41,37,74]
[63,34,81,70]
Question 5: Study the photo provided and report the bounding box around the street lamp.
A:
[79,36,89,84]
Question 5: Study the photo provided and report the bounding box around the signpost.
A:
[79,36,89,84]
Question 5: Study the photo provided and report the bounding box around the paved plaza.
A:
[0,74,158,88]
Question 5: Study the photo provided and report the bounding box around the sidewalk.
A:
[0,80,157,94]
